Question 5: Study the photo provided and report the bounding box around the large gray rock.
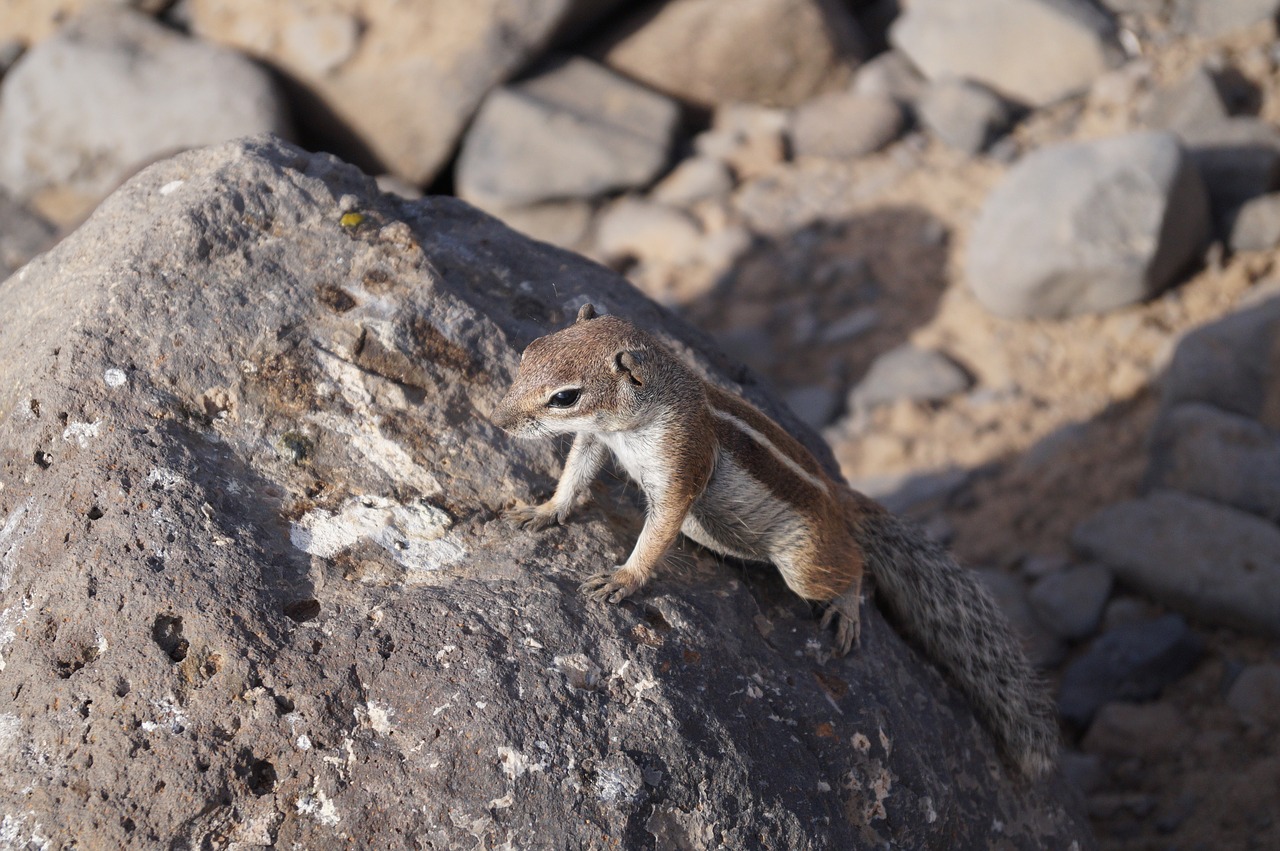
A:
[189,0,632,186]
[1029,564,1113,642]
[1072,491,1280,636]
[0,7,292,223]
[967,132,1211,318]
[456,57,680,208]
[0,136,1091,848]
[1146,403,1280,522]
[890,0,1122,107]
[596,0,865,108]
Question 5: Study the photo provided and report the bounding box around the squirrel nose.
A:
[491,398,517,432]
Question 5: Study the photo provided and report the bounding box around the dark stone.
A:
[1058,614,1205,726]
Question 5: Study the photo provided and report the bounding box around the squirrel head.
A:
[492,304,657,437]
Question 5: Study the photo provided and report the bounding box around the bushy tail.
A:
[849,501,1059,777]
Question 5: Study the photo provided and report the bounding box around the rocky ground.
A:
[2,1,1280,849]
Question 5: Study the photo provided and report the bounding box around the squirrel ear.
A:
[575,303,597,323]
[612,350,645,386]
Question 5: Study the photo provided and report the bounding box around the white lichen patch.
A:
[296,781,341,827]
[0,713,21,749]
[355,700,395,734]
[61,419,102,448]
[0,813,51,850]
[1,499,40,595]
[311,350,442,496]
[145,467,184,491]
[159,179,185,196]
[0,599,33,673]
[497,746,546,781]
[141,694,189,735]
[103,368,127,388]
[290,496,464,578]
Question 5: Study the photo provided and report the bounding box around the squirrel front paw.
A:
[820,593,862,657]
[580,567,645,605]
[506,502,568,531]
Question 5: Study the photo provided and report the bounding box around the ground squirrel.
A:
[492,304,1058,777]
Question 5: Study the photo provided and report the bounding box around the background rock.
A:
[0,189,57,277]
[1226,664,1280,726]
[966,132,1211,318]
[1146,403,1280,522]
[917,77,1013,155]
[0,136,1091,849]
[1058,614,1205,726]
[789,91,904,160]
[850,343,973,409]
[188,0,631,186]
[1157,294,1280,427]
[1072,491,1280,636]
[0,6,292,224]
[456,56,680,209]
[596,0,865,108]
[1230,192,1280,250]
[1029,563,1113,642]
[891,0,1122,107]
[1172,0,1280,38]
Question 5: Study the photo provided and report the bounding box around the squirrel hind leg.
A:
[820,584,864,656]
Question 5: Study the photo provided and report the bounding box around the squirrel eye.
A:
[546,388,581,408]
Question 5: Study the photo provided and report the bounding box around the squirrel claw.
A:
[821,593,862,657]
[506,503,563,531]
[580,568,641,605]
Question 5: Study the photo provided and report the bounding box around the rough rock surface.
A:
[890,0,1121,107]
[188,0,630,186]
[456,56,680,209]
[0,137,1091,848]
[966,132,1211,318]
[1072,491,1280,636]
[596,0,865,108]
[0,6,292,224]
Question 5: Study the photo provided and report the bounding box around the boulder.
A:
[917,78,1013,155]
[0,6,292,224]
[596,0,865,108]
[891,0,1122,107]
[0,136,1091,848]
[852,49,928,105]
[1057,614,1204,726]
[188,0,631,186]
[1156,294,1280,428]
[850,344,973,409]
[594,197,703,266]
[1230,192,1280,251]
[789,91,904,160]
[1072,491,1280,636]
[1146,403,1280,522]
[1029,564,1113,642]
[456,56,680,209]
[967,132,1211,318]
